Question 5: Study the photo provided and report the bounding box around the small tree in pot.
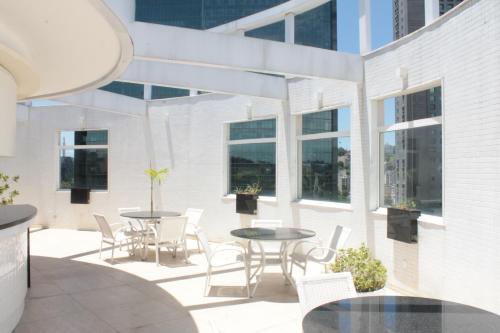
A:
[331,243,387,293]
[0,172,20,205]
[144,167,169,215]
[235,183,261,215]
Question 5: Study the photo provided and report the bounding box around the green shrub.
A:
[331,243,387,292]
[0,172,20,205]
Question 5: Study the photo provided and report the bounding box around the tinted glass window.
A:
[246,21,285,42]
[384,87,442,126]
[302,108,350,135]
[99,81,144,99]
[229,119,276,140]
[151,86,190,99]
[301,137,350,202]
[230,143,276,196]
[382,125,442,215]
[295,1,337,49]
[59,149,108,190]
[60,130,108,146]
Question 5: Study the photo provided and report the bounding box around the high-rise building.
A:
[102,0,337,99]
[389,0,461,212]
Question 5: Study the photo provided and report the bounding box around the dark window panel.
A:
[302,108,350,135]
[245,21,285,42]
[229,143,276,196]
[60,130,108,146]
[295,1,337,50]
[301,137,350,202]
[59,149,108,190]
[385,87,442,126]
[151,86,190,99]
[229,119,276,141]
[135,0,203,28]
[99,81,144,99]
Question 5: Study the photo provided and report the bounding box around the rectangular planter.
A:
[387,207,420,244]
[70,188,90,204]
[236,193,258,215]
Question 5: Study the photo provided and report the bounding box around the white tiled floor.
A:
[16,228,400,333]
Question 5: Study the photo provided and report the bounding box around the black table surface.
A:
[0,204,37,230]
[120,210,181,219]
[303,296,500,333]
[231,227,315,241]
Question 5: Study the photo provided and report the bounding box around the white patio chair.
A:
[249,219,283,259]
[288,225,351,276]
[117,207,143,249]
[195,227,250,297]
[93,213,139,264]
[151,216,189,266]
[184,208,204,253]
[296,272,357,316]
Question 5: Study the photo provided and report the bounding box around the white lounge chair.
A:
[93,213,140,264]
[195,227,250,297]
[296,272,357,316]
[184,208,204,253]
[288,225,351,276]
[117,207,142,250]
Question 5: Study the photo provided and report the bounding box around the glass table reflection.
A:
[303,296,500,333]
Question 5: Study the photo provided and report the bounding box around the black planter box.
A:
[236,193,258,215]
[71,188,90,204]
[387,207,420,244]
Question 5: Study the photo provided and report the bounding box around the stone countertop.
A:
[0,205,37,230]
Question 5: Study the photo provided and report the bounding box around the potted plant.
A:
[144,166,169,215]
[0,172,20,205]
[331,243,387,294]
[387,200,420,243]
[235,183,261,215]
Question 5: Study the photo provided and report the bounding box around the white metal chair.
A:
[151,216,189,266]
[296,272,357,316]
[195,227,250,297]
[117,207,143,249]
[288,225,352,276]
[184,208,204,253]
[249,219,283,259]
[93,213,139,264]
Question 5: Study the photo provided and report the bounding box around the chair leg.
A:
[156,244,160,267]
[244,261,251,298]
[204,266,212,297]
[183,240,189,263]
[99,238,103,259]
[197,238,201,253]
[111,242,115,265]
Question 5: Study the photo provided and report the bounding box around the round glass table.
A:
[120,210,181,260]
[230,227,315,296]
[303,296,500,333]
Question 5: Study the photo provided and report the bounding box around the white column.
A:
[425,0,440,25]
[285,13,295,44]
[359,0,372,54]
[0,66,17,156]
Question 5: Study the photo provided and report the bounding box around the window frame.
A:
[56,128,110,192]
[296,107,352,203]
[223,116,278,198]
[376,83,444,217]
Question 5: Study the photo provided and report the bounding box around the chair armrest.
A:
[304,246,337,262]
[287,239,322,256]
[209,247,246,264]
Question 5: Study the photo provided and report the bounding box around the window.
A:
[381,87,442,216]
[227,119,276,196]
[298,108,351,203]
[59,130,108,190]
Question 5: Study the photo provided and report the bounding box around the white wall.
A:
[1,0,499,315]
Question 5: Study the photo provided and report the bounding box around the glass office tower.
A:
[101,0,337,99]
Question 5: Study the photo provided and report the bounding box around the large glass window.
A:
[59,130,108,190]
[381,87,442,216]
[228,119,276,196]
[298,108,351,202]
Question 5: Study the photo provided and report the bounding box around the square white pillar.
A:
[285,13,295,44]
[359,0,371,54]
[425,0,440,25]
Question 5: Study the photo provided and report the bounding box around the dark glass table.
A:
[120,210,181,260]
[303,296,500,333]
[231,227,315,296]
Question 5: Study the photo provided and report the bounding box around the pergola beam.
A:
[119,60,288,100]
[131,22,363,82]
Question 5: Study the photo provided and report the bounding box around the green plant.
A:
[145,166,169,213]
[331,243,387,292]
[0,172,20,205]
[235,183,262,195]
[397,199,417,210]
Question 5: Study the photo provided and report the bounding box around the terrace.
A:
[1,0,499,332]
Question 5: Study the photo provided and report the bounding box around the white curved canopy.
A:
[0,0,133,100]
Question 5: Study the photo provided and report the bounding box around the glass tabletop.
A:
[303,296,500,333]
[120,211,181,219]
[230,227,315,241]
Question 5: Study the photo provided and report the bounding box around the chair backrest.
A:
[194,227,212,260]
[296,272,357,316]
[184,208,204,234]
[251,219,283,253]
[93,214,114,240]
[157,216,188,244]
[322,225,352,262]
[118,207,142,229]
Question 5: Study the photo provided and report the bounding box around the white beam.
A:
[208,0,330,34]
[55,89,147,117]
[359,0,372,54]
[425,0,440,25]
[131,23,363,82]
[118,60,289,100]
[285,13,295,44]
